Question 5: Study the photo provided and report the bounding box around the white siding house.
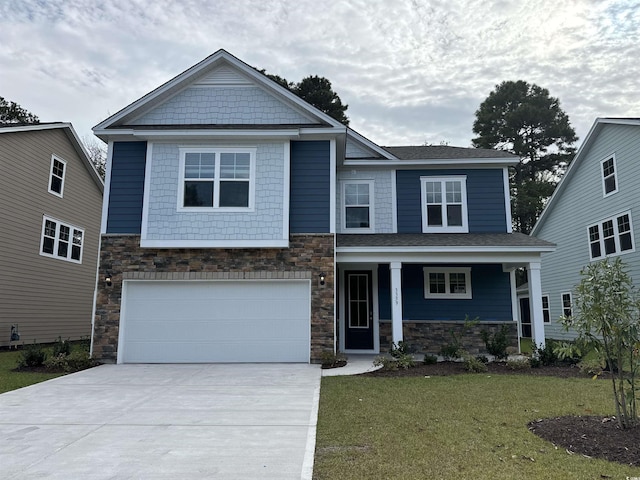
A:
[532,118,640,340]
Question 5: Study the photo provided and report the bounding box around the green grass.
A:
[0,349,64,394]
[314,374,640,479]
[519,337,533,354]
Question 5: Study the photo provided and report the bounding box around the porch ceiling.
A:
[336,233,555,265]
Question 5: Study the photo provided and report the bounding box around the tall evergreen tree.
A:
[0,96,39,124]
[257,69,349,126]
[472,80,577,233]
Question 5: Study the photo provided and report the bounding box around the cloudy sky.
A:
[1,0,638,149]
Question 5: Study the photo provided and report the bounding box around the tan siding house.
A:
[0,123,103,346]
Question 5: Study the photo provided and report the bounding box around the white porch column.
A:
[390,262,403,345]
[528,262,546,349]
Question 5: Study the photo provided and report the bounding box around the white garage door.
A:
[119,280,311,363]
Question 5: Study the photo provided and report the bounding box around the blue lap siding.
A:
[290,141,331,233]
[396,169,508,233]
[378,263,512,321]
[106,141,147,234]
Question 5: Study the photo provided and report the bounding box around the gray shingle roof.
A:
[337,233,554,249]
[382,145,516,160]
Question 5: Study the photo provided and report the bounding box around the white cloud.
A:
[1,0,639,148]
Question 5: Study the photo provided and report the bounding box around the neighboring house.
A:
[532,118,640,341]
[0,123,104,347]
[91,50,554,364]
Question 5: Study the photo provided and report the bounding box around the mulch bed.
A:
[360,360,591,378]
[357,360,640,467]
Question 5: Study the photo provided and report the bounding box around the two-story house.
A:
[0,123,103,347]
[532,118,640,340]
[91,50,554,363]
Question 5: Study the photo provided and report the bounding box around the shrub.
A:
[53,336,71,357]
[532,342,558,366]
[463,355,487,373]
[373,356,398,371]
[17,342,47,368]
[373,342,416,371]
[564,257,640,429]
[439,344,459,360]
[44,350,97,373]
[475,354,489,364]
[388,341,415,369]
[439,316,479,360]
[578,358,605,377]
[507,358,531,370]
[481,325,509,360]
[423,354,438,365]
[320,351,347,369]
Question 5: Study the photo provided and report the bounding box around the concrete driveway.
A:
[0,363,321,479]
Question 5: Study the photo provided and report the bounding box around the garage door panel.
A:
[120,280,311,363]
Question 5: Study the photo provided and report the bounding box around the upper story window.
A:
[342,180,374,232]
[588,211,634,260]
[601,155,618,196]
[423,267,472,299]
[420,176,468,233]
[48,156,66,197]
[178,147,255,211]
[40,216,84,263]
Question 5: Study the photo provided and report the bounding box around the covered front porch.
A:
[335,233,555,355]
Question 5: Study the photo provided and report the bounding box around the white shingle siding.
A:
[131,86,313,125]
[537,124,640,340]
[145,142,284,240]
[336,169,394,233]
[345,138,378,159]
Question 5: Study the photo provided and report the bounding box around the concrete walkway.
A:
[0,364,321,480]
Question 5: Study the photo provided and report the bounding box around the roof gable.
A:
[94,49,345,134]
[0,122,104,192]
[532,117,640,235]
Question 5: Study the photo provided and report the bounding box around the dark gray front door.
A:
[345,271,374,350]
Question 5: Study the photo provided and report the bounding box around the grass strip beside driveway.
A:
[314,374,640,480]
[0,350,63,394]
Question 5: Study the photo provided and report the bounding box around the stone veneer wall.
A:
[379,321,518,355]
[93,233,335,363]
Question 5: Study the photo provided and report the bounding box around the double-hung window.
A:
[588,212,634,260]
[342,180,374,232]
[178,148,255,210]
[420,176,468,232]
[542,295,550,323]
[561,292,572,318]
[601,155,618,196]
[40,216,84,263]
[48,155,66,197]
[423,267,472,299]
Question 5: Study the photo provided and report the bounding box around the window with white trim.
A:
[588,212,634,260]
[40,216,84,263]
[420,176,468,233]
[178,148,255,210]
[423,267,472,299]
[561,292,572,318]
[342,180,374,232]
[542,295,550,323]
[48,156,66,197]
[601,155,618,196]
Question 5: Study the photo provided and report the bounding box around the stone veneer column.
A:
[93,234,335,363]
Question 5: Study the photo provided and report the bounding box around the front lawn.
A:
[314,374,640,479]
[0,349,64,394]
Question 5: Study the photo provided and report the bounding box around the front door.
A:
[345,271,374,350]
